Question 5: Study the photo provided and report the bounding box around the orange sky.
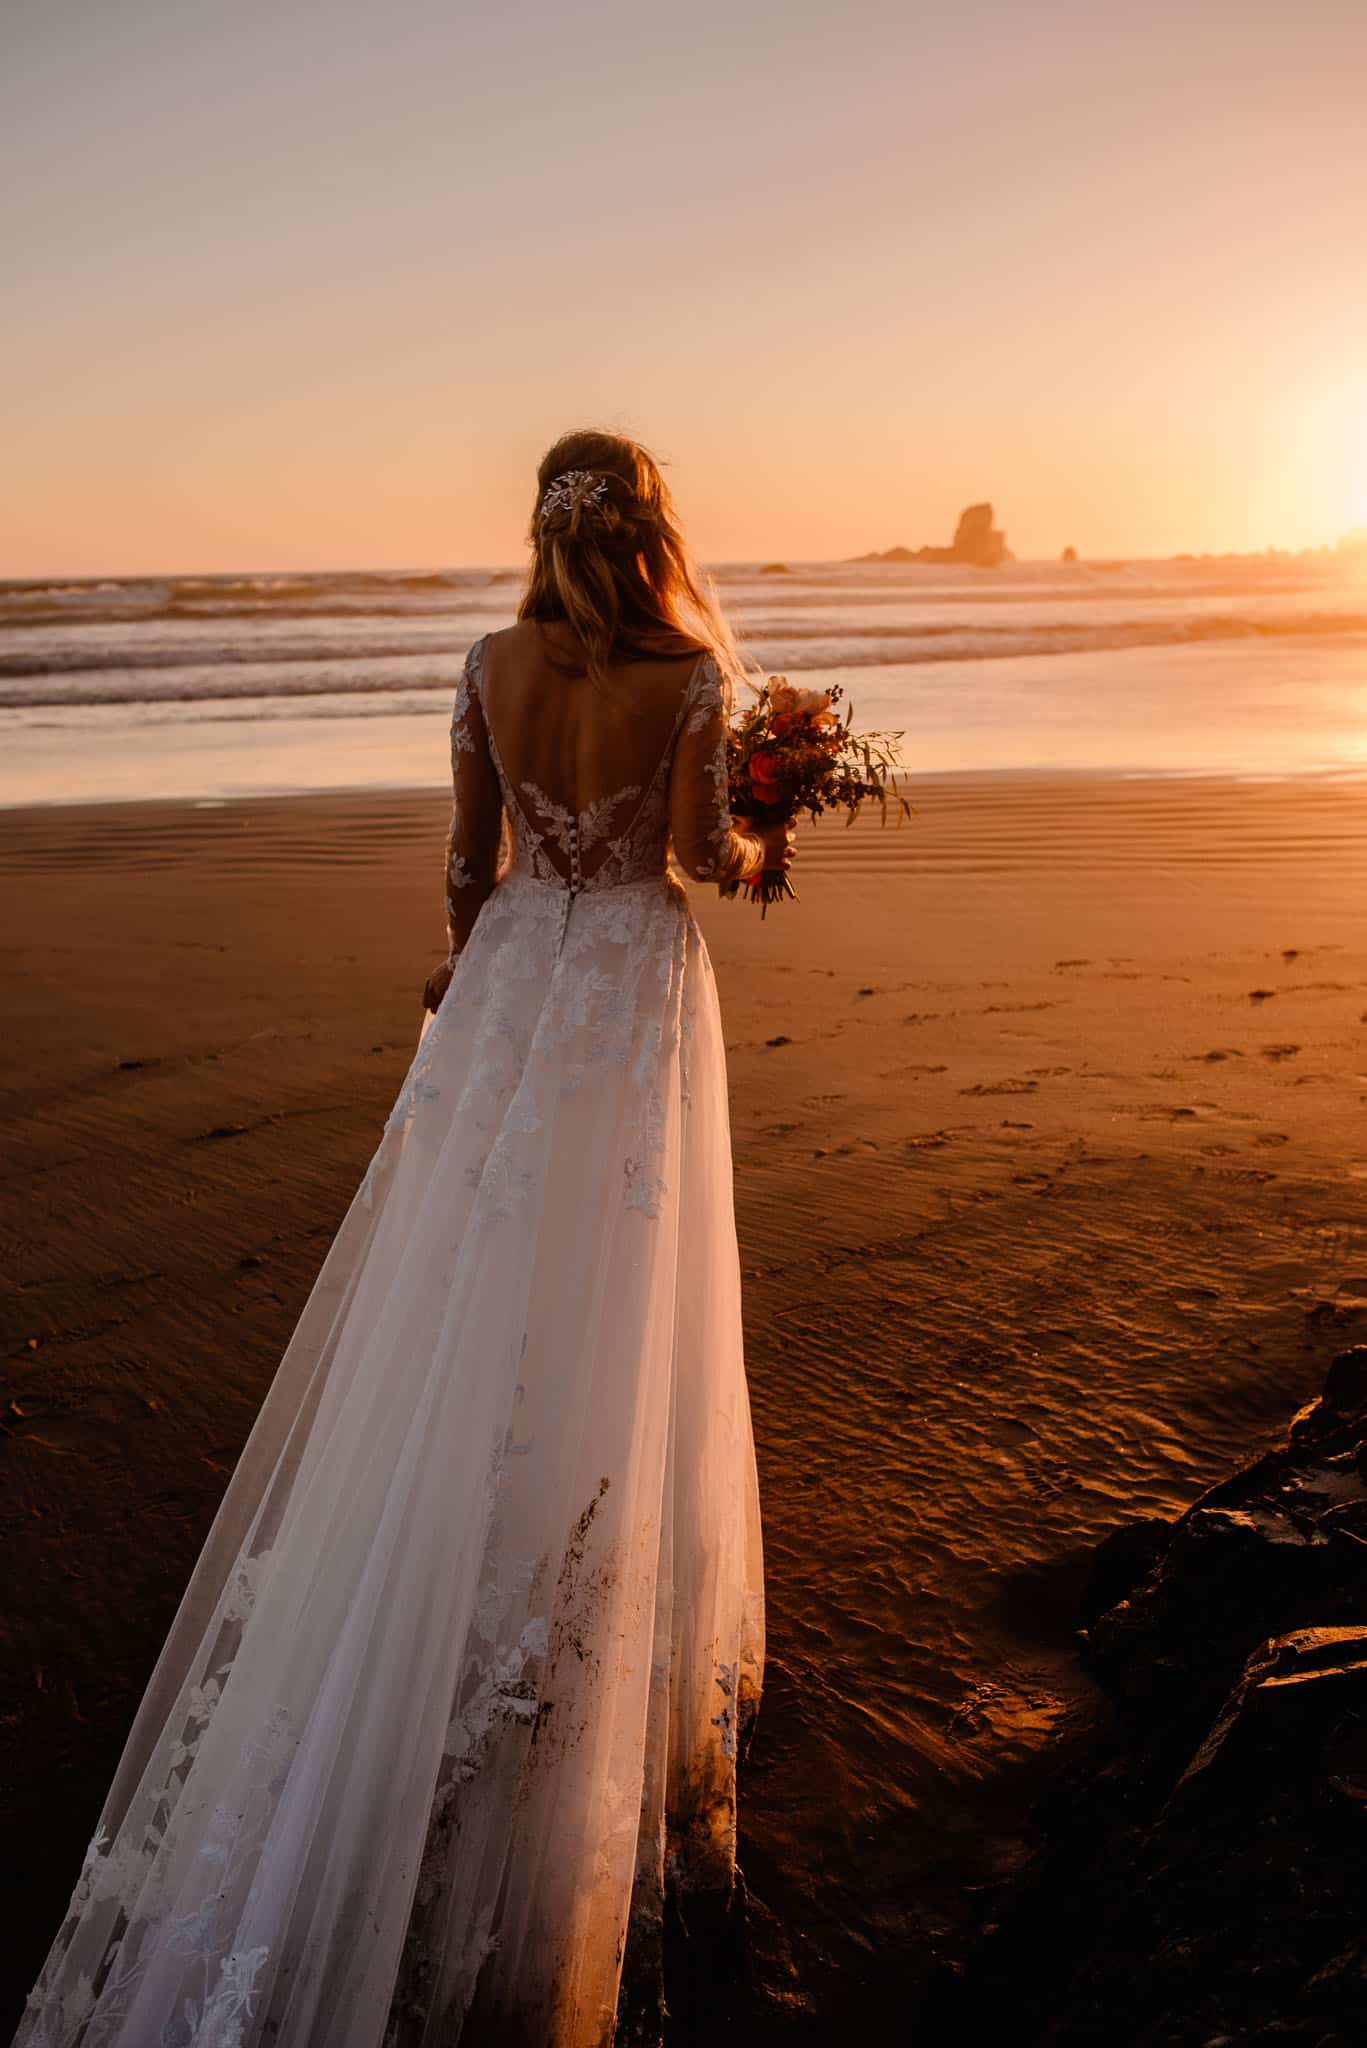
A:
[4,0,1366,576]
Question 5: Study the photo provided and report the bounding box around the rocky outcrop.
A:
[856,503,1013,568]
[930,1349,1367,2045]
[1083,1345,1367,1721]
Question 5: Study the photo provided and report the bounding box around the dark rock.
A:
[1172,1624,1367,1807]
[1061,545,1078,563]
[946,503,1012,568]
[758,562,790,575]
[1077,1517,1172,1629]
[856,502,1014,569]
[1083,1346,1367,1720]
[931,1349,1367,2046]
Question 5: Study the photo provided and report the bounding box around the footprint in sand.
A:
[1255,1133,1291,1146]
[1052,958,1091,970]
[1189,1048,1243,1062]
[960,1078,1038,1096]
[1199,1142,1235,1154]
[1261,1044,1301,1061]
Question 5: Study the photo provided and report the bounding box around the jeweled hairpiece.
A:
[539,469,610,523]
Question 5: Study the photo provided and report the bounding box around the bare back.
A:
[441,620,764,954]
[482,621,707,891]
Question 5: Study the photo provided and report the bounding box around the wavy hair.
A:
[517,429,744,687]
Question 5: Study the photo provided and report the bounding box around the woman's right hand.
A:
[757,818,797,871]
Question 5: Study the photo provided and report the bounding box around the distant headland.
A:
[849,513,1367,571]
[853,502,1014,569]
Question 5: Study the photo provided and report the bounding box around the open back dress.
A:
[14,622,767,2048]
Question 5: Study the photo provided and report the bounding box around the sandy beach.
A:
[3,773,1366,2035]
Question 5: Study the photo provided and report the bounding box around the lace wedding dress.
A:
[14,628,767,2048]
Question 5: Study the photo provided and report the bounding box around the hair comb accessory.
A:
[539,469,610,523]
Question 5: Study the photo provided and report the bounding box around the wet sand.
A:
[3,775,1367,2034]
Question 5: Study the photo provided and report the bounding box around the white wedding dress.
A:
[14,630,766,2048]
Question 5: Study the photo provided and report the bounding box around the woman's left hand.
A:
[423,959,454,1014]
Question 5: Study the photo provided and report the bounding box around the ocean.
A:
[2,554,1367,804]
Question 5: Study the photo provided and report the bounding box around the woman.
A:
[14,430,793,2048]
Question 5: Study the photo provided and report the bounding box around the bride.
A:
[13,430,794,2048]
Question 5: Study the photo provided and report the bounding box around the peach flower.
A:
[769,676,836,722]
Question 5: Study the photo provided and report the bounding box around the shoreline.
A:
[6,756,1367,819]
[7,625,1367,810]
[3,779,1366,2031]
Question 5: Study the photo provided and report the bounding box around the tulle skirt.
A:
[14,870,764,2048]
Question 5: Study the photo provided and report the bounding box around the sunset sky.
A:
[4,0,1366,576]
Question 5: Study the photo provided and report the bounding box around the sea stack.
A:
[945,503,1012,567]
[855,503,1014,567]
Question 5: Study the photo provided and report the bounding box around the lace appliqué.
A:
[683,655,725,736]
[478,652,717,897]
[685,656,738,882]
[22,1551,291,2048]
[450,663,479,757]
[443,642,504,958]
[518,780,642,868]
[383,1428,550,2047]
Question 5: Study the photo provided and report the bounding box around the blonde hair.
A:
[517,429,744,687]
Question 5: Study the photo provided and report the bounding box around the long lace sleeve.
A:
[443,641,504,959]
[668,656,765,884]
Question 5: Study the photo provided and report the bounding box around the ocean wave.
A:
[4,558,1363,633]
[0,631,470,680]
[4,608,1367,708]
[0,568,505,629]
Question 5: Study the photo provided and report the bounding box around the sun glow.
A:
[1285,374,1367,546]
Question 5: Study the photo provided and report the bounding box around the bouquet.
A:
[721,676,912,913]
